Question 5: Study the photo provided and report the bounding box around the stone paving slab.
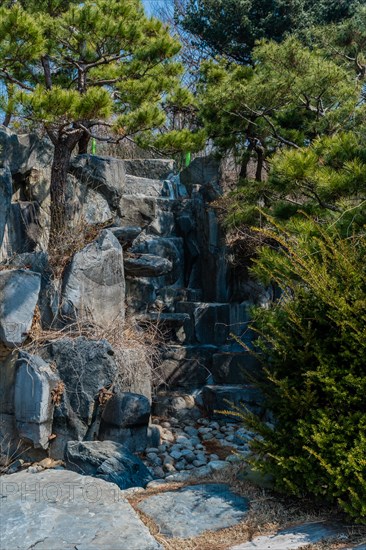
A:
[230,522,348,550]
[137,483,249,539]
[0,469,161,550]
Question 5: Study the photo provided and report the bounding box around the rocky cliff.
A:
[0,125,268,472]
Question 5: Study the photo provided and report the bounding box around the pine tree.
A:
[198,37,357,181]
[0,0,198,233]
[241,217,366,522]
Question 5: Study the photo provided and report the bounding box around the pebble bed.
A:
[141,416,255,482]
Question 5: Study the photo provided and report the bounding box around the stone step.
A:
[175,301,253,345]
[124,158,174,180]
[138,483,249,539]
[201,384,264,420]
[212,352,260,385]
[136,313,191,344]
[158,343,261,390]
[124,253,173,278]
[159,345,218,389]
[1,469,162,550]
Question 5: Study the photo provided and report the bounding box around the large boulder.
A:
[0,166,12,249]
[44,337,118,428]
[119,195,157,227]
[65,440,153,489]
[1,469,162,550]
[0,252,56,329]
[14,352,60,449]
[70,154,126,212]
[0,125,53,177]
[0,269,41,348]
[0,126,53,256]
[0,202,44,260]
[99,392,151,452]
[66,174,112,226]
[109,226,142,247]
[98,423,150,453]
[40,337,123,458]
[101,393,150,428]
[60,229,125,326]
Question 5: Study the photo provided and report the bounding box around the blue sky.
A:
[142,0,166,16]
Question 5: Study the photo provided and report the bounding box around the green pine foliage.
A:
[222,132,366,232]
[178,0,366,63]
[241,217,366,522]
[197,37,358,181]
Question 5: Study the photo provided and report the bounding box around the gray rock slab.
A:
[109,225,142,246]
[124,159,174,180]
[230,522,348,550]
[60,229,125,326]
[0,469,161,550]
[65,440,153,490]
[70,154,126,212]
[180,155,220,189]
[138,483,249,538]
[120,195,157,227]
[0,126,53,177]
[0,269,41,347]
[125,174,164,197]
[14,352,60,449]
[132,236,184,287]
[124,253,173,278]
[98,423,149,453]
[67,174,112,226]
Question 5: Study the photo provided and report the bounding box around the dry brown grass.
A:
[127,468,366,550]
[23,307,167,397]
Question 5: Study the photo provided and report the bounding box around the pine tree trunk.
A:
[255,148,264,182]
[49,139,73,237]
[77,131,90,154]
